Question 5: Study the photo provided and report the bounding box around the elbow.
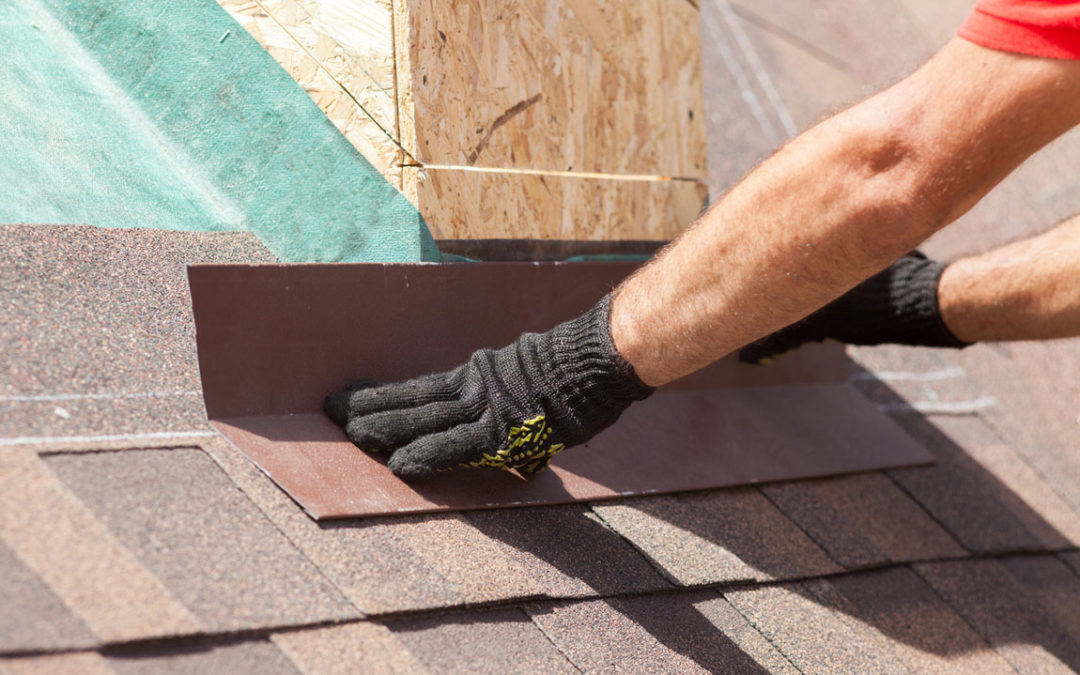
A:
[834,113,955,262]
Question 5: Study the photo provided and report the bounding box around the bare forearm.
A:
[612,39,1080,386]
[940,214,1080,342]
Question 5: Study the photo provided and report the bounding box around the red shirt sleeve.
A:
[958,0,1080,59]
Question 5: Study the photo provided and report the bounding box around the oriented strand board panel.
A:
[395,0,709,240]
[188,262,933,519]
[219,0,403,184]
[405,168,708,240]
[396,0,707,176]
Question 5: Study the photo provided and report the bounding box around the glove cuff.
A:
[548,294,655,402]
[883,258,970,349]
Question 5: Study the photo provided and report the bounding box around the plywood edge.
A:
[392,0,420,206]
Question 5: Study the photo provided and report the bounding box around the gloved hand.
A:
[325,295,653,481]
[739,251,969,364]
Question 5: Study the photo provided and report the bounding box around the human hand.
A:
[325,295,653,480]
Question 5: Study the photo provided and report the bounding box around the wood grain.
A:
[399,0,706,177]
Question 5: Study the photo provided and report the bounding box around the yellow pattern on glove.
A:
[461,415,567,475]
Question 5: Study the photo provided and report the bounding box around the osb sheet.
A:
[189,262,931,519]
[397,0,706,177]
[405,168,708,240]
[219,0,402,184]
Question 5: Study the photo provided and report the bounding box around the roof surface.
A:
[4,0,1080,672]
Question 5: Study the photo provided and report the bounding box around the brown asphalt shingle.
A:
[915,557,1080,672]
[761,472,965,569]
[0,225,273,438]
[590,488,841,586]
[0,540,95,653]
[725,578,911,674]
[886,413,1062,554]
[950,341,1080,515]
[270,622,427,675]
[388,609,578,675]
[0,652,114,675]
[1063,551,1080,577]
[202,435,669,615]
[0,448,200,645]
[999,556,1080,649]
[44,448,358,632]
[827,567,1014,673]
[527,592,783,674]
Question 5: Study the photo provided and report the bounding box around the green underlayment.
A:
[1,0,439,262]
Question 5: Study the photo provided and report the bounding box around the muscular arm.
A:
[612,38,1080,386]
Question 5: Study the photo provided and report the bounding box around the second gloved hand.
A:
[739,251,970,364]
[325,295,653,481]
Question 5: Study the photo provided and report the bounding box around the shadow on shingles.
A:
[459,508,771,672]
[457,364,1080,671]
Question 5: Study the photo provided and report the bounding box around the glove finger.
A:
[387,412,499,481]
[345,397,483,452]
[324,379,379,426]
[327,366,467,423]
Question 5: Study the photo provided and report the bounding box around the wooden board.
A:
[395,0,706,176]
[406,168,707,240]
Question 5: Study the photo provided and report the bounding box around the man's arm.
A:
[612,38,1080,386]
[940,212,1080,342]
[330,38,1080,480]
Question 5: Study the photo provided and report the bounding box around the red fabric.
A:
[958,0,1080,59]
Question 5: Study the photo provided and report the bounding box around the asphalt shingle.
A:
[0,539,95,653]
[828,567,1013,673]
[0,225,273,440]
[915,557,1080,672]
[44,447,358,632]
[0,652,113,675]
[527,592,782,674]
[999,555,1080,648]
[591,488,841,586]
[726,0,938,88]
[1063,551,1080,577]
[761,472,965,569]
[949,340,1080,515]
[724,578,909,674]
[886,413,1061,553]
[0,448,200,644]
[201,436,669,615]
[270,622,426,675]
[389,608,577,675]
[2,0,1080,669]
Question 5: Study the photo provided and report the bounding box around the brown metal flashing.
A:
[188,262,932,520]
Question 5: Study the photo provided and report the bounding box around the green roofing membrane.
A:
[1,0,438,262]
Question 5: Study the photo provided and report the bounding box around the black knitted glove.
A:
[739,252,969,364]
[325,295,654,481]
